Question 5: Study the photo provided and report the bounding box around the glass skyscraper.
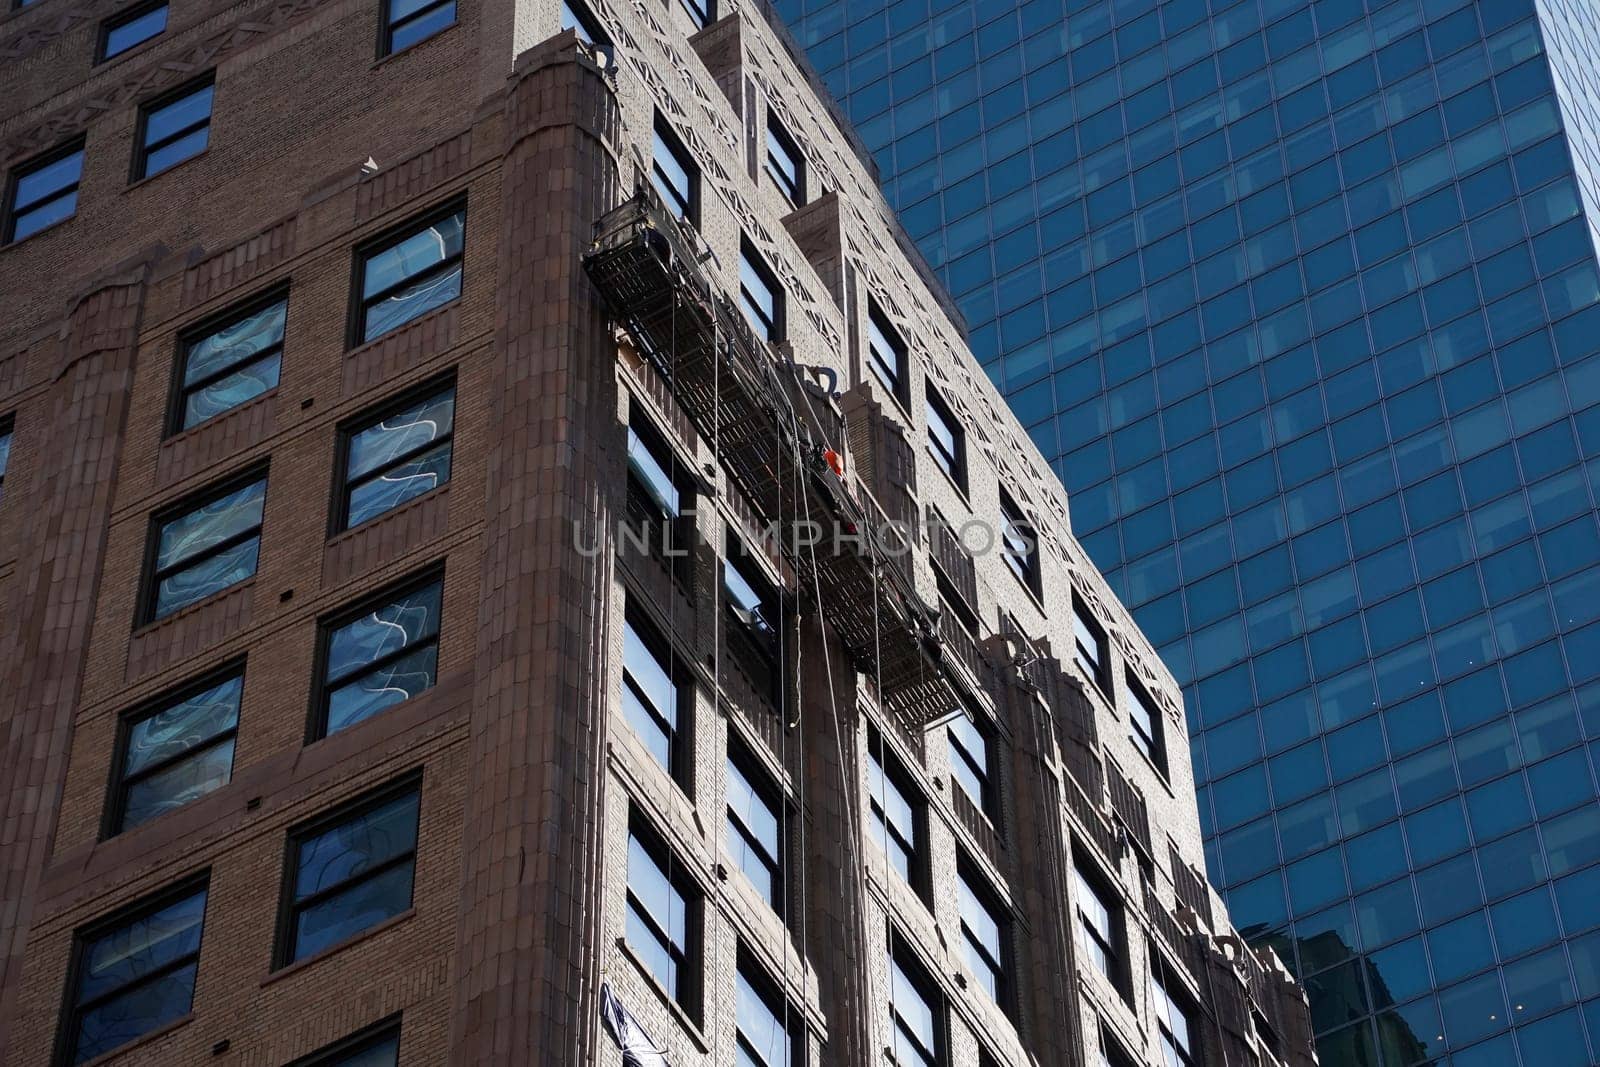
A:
[774,0,1600,1062]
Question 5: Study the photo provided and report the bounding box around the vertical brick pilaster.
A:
[797,615,877,1064]
[0,275,146,1065]
[446,34,621,1067]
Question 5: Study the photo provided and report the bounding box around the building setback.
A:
[0,0,1312,1065]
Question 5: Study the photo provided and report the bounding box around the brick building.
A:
[0,0,1315,1064]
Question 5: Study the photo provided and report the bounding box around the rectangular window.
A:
[946,714,997,823]
[1073,598,1109,692]
[739,240,783,342]
[998,489,1039,595]
[1099,1028,1139,1067]
[765,115,805,207]
[143,472,266,622]
[559,0,607,43]
[924,386,964,490]
[622,609,685,777]
[723,534,780,697]
[98,0,167,60]
[736,953,801,1067]
[625,413,694,587]
[58,879,208,1066]
[380,0,454,55]
[4,140,83,244]
[652,115,698,222]
[134,76,213,180]
[626,817,699,1016]
[867,733,924,896]
[289,1018,401,1066]
[173,290,286,432]
[337,380,454,530]
[279,780,419,967]
[355,205,465,344]
[726,744,784,916]
[1152,965,1197,1067]
[1125,672,1166,775]
[315,573,442,737]
[956,861,1009,1007]
[887,935,943,1067]
[867,304,907,401]
[678,0,712,28]
[0,414,11,506]
[1073,863,1120,987]
[109,668,242,835]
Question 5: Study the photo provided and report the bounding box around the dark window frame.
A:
[866,727,931,903]
[377,0,455,57]
[286,1015,402,1067]
[735,947,805,1067]
[308,565,445,741]
[997,487,1041,598]
[330,371,456,534]
[651,113,699,223]
[887,928,947,1067]
[947,711,999,825]
[738,238,785,343]
[923,384,966,492]
[53,872,210,1067]
[1073,596,1110,694]
[1151,958,1199,1067]
[0,412,12,505]
[103,658,245,839]
[166,283,289,436]
[625,408,696,587]
[97,0,168,62]
[273,773,422,970]
[677,0,712,29]
[1124,669,1167,777]
[765,112,806,207]
[866,300,908,403]
[725,737,787,920]
[3,137,85,245]
[722,531,782,702]
[621,600,692,782]
[1072,855,1128,998]
[137,463,268,626]
[348,198,467,347]
[558,0,608,44]
[131,73,214,182]
[625,811,703,1020]
[955,855,1013,1014]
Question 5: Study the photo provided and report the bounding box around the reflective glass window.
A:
[3,141,83,243]
[112,670,241,833]
[338,383,454,529]
[356,206,465,343]
[146,474,266,621]
[175,292,287,431]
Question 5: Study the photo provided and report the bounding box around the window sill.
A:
[614,936,709,1054]
[161,388,279,445]
[346,298,461,356]
[370,19,458,70]
[1127,739,1174,799]
[261,908,416,987]
[77,1013,194,1067]
[132,578,255,637]
[924,443,971,506]
[0,213,74,254]
[125,148,209,194]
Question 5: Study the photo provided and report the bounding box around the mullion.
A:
[390,0,451,35]
[153,524,259,586]
[325,631,434,689]
[963,922,1003,975]
[346,431,453,497]
[625,889,686,963]
[291,849,415,914]
[146,115,208,158]
[19,183,76,218]
[892,1014,937,1063]
[729,810,780,873]
[363,253,462,311]
[120,728,236,791]
[73,949,198,1016]
[183,342,282,398]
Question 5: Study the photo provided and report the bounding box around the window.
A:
[998,489,1039,595]
[143,472,265,622]
[765,115,805,207]
[355,205,465,344]
[315,573,442,737]
[947,713,997,822]
[380,0,454,55]
[173,291,286,432]
[559,0,607,44]
[1151,964,1197,1067]
[1125,672,1166,775]
[279,779,419,966]
[924,386,965,489]
[289,1018,401,1067]
[337,381,454,530]
[887,935,943,1066]
[58,879,208,1066]
[739,241,783,342]
[724,534,780,698]
[626,818,699,1015]
[735,954,801,1067]
[726,745,784,915]
[1073,863,1121,987]
[652,115,697,222]
[678,0,711,28]
[867,733,925,895]
[134,76,213,180]
[956,861,1009,1007]
[4,140,83,244]
[98,0,167,61]
[0,415,11,506]
[109,668,242,834]
[1073,598,1109,692]
[867,304,907,401]
[622,609,685,777]
[1098,1028,1139,1067]
[625,413,694,584]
